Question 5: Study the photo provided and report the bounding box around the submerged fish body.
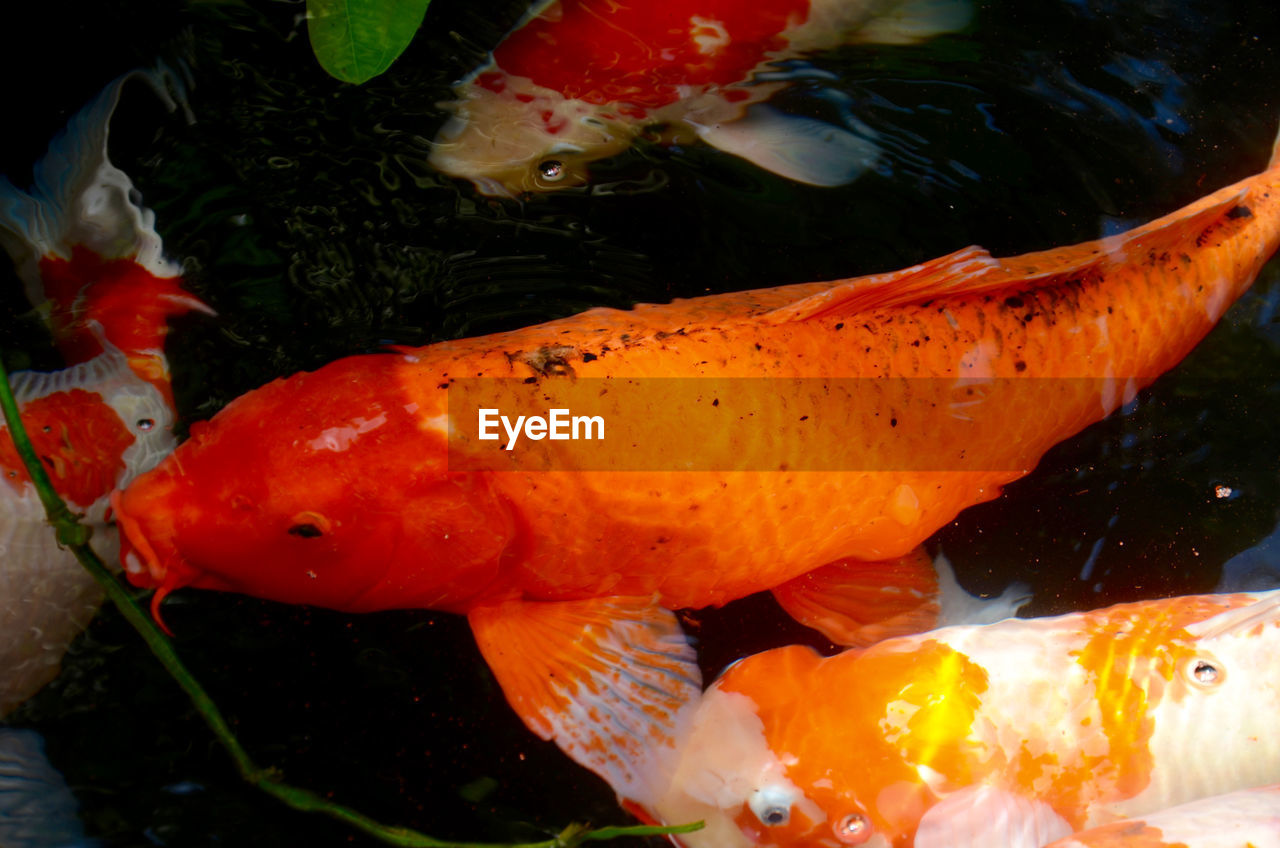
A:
[0,728,90,848]
[0,66,202,715]
[645,592,1280,848]
[114,122,1280,797]
[0,63,207,398]
[0,348,176,716]
[1045,785,1280,848]
[429,0,971,195]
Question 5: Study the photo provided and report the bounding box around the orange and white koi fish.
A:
[1045,785,1280,848]
[429,0,971,196]
[641,591,1280,848]
[0,65,207,715]
[114,114,1280,801]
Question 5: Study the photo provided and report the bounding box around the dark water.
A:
[3,0,1280,844]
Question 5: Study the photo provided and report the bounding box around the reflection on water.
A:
[2,0,1280,844]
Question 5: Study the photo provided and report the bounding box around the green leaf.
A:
[306,0,430,84]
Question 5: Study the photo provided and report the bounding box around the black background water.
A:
[2,0,1280,844]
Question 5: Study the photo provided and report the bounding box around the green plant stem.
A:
[0,354,701,847]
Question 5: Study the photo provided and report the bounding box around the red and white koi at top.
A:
[429,0,971,195]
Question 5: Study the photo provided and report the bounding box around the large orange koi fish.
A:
[114,116,1280,802]
[0,65,207,714]
[640,591,1280,848]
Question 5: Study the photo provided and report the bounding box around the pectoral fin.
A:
[913,785,1074,848]
[469,595,701,805]
[934,551,1032,627]
[771,548,940,646]
[693,104,880,187]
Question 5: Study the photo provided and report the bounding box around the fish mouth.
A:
[111,484,208,631]
[112,487,175,589]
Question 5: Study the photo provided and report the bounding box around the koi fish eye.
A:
[833,812,873,845]
[537,159,566,182]
[1185,657,1224,687]
[749,785,795,827]
[288,511,332,538]
[137,418,155,431]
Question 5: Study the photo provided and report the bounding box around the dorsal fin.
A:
[765,189,1250,325]
[763,245,1003,324]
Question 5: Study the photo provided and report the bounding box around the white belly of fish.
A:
[0,494,112,717]
[0,348,176,717]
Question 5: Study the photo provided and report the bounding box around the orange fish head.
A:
[112,357,515,619]
[429,80,633,197]
[640,645,909,848]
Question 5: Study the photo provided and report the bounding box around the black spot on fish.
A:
[289,523,323,538]
[510,345,577,377]
[1226,205,1253,219]
[581,352,597,362]
[1004,296,1024,308]
[834,322,844,330]
[1015,360,1027,372]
